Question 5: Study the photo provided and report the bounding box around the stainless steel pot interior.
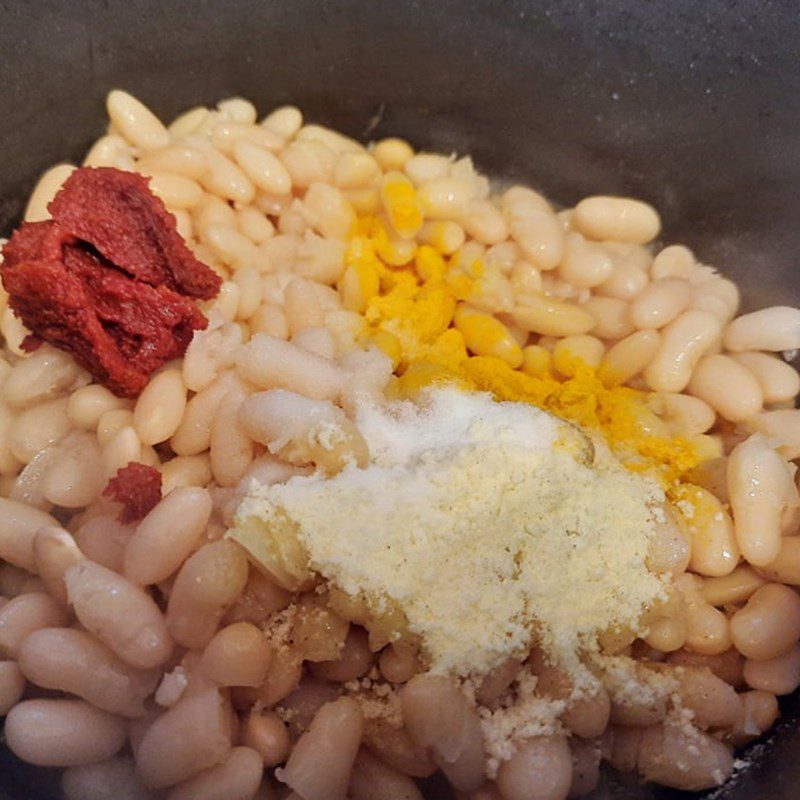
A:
[1,1,799,797]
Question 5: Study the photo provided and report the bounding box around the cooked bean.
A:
[743,644,800,695]
[671,485,738,577]
[674,666,742,729]
[24,163,76,221]
[400,674,485,792]
[200,622,272,687]
[582,296,635,340]
[496,735,572,800]
[171,372,238,456]
[373,137,414,171]
[166,540,249,649]
[573,196,660,244]
[136,689,233,789]
[731,351,800,403]
[646,506,691,575]
[637,723,733,790]
[666,649,744,688]
[107,90,169,150]
[628,277,692,330]
[102,425,142,481]
[19,627,159,717]
[0,563,36,597]
[0,497,58,572]
[223,568,292,627]
[242,709,291,766]
[159,454,213,494]
[278,677,343,738]
[723,306,800,352]
[558,232,612,289]
[42,431,105,507]
[530,651,610,738]
[133,368,187,446]
[5,698,127,766]
[511,295,594,337]
[687,354,763,422]
[643,310,721,393]
[568,738,601,799]
[2,345,87,408]
[744,409,800,460]
[0,660,25,714]
[651,244,695,280]
[734,691,780,744]
[598,330,660,385]
[67,384,129,430]
[349,747,424,800]
[312,626,373,682]
[278,696,363,800]
[701,565,766,607]
[124,488,212,585]
[379,642,421,684]
[0,592,69,658]
[74,514,135,572]
[596,259,649,302]
[731,583,800,661]
[604,725,642,773]
[237,333,344,400]
[62,755,157,800]
[32,526,83,604]
[165,746,263,800]
[254,646,303,707]
[65,560,172,668]
[191,139,256,204]
[728,435,798,566]
[756,537,800,585]
[682,598,732,656]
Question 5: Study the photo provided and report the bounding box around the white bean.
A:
[135,689,233,789]
[33,526,83,604]
[124,488,213,585]
[643,310,721,392]
[19,627,159,717]
[724,306,800,352]
[236,334,345,401]
[573,196,660,244]
[5,698,127,766]
[65,560,173,668]
[277,697,363,800]
[107,90,169,150]
[687,354,763,422]
[133,369,187,446]
[0,498,58,572]
[728,434,799,566]
[0,659,25,714]
[0,589,69,656]
[400,674,485,792]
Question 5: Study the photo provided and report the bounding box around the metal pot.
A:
[1,0,799,797]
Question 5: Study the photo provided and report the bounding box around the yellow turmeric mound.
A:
[339,216,702,484]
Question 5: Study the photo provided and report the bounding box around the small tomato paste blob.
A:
[103,461,163,523]
[1,167,221,397]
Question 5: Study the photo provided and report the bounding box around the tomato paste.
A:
[1,167,221,397]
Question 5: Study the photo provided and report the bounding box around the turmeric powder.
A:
[342,217,700,485]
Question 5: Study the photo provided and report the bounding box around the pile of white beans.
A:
[1,89,800,800]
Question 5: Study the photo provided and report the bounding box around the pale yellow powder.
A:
[232,388,667,677]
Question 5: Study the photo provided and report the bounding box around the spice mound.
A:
[1,167,221,397]
[232,387,667,677]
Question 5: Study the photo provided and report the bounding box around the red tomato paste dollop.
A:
[1,167,221,397]
[103,461,163,523]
